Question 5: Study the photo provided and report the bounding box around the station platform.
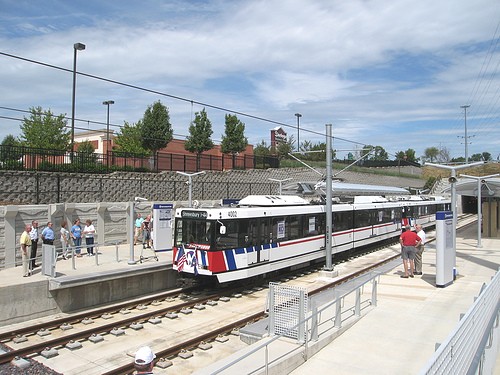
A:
[0,243,176,326]
[200,222,500,375]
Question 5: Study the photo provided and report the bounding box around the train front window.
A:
[175,219,214,247]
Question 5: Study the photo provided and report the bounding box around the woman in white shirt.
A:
[83,219,96,256]
[60,220,70,260]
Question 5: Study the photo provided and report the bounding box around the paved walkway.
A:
[0,242,171,288]
[289,223,500,374]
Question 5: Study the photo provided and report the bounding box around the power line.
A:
[0,51,366,148]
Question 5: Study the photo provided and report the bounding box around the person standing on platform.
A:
[71,219,83,257]
[414,224,426,275]
[29,220,39,269]
[134,346,156,374]
[134,213,144,246]
[41,222,55,245]
[83,219,96,256]
[142,214,152,249]
[20,223,32,277]
[60,220,70,260]
[399,225,421,278]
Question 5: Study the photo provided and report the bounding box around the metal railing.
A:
[0,144,279,173]
[419,268,500,375]
[210,270,381,374]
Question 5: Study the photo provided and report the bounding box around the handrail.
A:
[419,268,500,375]
[210,270,380,374]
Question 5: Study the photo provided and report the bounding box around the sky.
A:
[0,0,499,161]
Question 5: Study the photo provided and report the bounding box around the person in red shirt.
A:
[399,225,421,278]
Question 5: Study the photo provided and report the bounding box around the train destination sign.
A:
[181,210,208,219]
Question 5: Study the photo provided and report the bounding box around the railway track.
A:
[0,248,401,374]
[1,217,474,374]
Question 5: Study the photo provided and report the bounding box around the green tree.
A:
[360,145,374,159]
[140,101,173,166]
[272,135,294,159]
[482,152,492,161]
[424,147,439,162]
[184,108,214,170]
[19,106,69,151]
[0,134,21,161]
[395,150,406,160]
[362,145,388,161]
[114,120,150,156]
[253,140,270,157]
[309,142,328,162]
[220,114,248,167]
[76,140,98,164]
[470,153,483,162]
[404,148,417,163]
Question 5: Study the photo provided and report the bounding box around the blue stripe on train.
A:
[225,250,237,270]
[199,250,207,267]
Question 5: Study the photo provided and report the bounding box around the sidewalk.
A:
[289,223,500,374]
[0,242,171,288]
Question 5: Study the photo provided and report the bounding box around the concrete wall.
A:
[0,167,425,268]
[0,266,178,326]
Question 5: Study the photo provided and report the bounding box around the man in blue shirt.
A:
[41,222,55,245]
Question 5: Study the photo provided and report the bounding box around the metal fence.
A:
[419,268,500,375]
[0,144,280,173]
[210,270,381,374]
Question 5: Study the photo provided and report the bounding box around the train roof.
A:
[238,195,310,207]
[314,181,410,196]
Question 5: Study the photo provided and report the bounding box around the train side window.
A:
[334,211,352,232]
[272,217,286,241]
[288,215,301,240]
[259,218,271,244]
[355,209,371,228]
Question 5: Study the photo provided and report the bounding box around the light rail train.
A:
[172,194,450,283]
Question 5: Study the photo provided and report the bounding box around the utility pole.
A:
[295,113,302,152]
[460,105,470,164]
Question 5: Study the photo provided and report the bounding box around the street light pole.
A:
[460,105,470,164]
[176,171,206,207]
[102,100,114,167]
[71,42,85,159]
[295,113,302,152]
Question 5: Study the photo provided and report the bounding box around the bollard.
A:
[71,247,76,270]
[115,243,119,262]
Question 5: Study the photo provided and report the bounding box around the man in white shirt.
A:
[29,220,39,269]
[414,224,426,275]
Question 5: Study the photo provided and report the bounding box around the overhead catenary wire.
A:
[0,51,365,149]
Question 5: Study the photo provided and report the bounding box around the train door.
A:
[257,218,271,262]
[245,220,258,265]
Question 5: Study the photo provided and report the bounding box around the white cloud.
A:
[0,0,498,160]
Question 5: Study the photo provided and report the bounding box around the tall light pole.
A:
[102,100,114,167]
[295,113,302,152]
[460,105,470,164]
[71,42,85,158]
